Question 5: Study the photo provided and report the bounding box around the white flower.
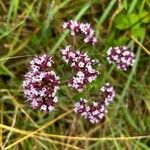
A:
[41,105,47,111]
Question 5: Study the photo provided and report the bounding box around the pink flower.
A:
[23,55,60,112]
[74,83,115,124]
[61,45,99,91]
[107,46,135,71]
[63,20,97,45]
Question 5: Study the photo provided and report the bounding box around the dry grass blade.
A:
[4,109,73,149]
[37,136,83,150]
[130,35,150,56]
[1,124,150,142]
[2,106,18,148]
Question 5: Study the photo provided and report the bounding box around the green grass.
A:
[0,0,150,149]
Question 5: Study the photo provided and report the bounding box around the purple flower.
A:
[23,55,60,112]
[74,98,90,119]
[74,83,115,124]
[61,45,99,92]
[100,83,115,106]
[107,46,135,71]
[63,20,97,45]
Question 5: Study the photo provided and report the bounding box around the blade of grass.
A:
[2,106,18,149]
[98,0,117,25]
[114,34,145,132]
[4,109,73,150]
[0,65,15,77]
[1,124,150,142]
[128,0,138,14]
[0,37,31,66]
[1,87,59,149]
[133,140,150,150]
[0,0,37,40]
[0,124,82,150]
[33,138,50,150]
[130,35,150,56]
[41,0,70,37]
[13,0,19,18]
[37,136,83,150]
[50,2,90,54]
[109,127,122,150]
[0,55,33,62]
[6,0,15,30]
[96,0,117,37]
[0,104,3,149]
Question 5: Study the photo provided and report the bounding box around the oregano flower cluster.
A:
[63,20,97,45]
[23,55,60,112]
[74,83,115,124]
[107,46,135,71]
[23,20,135,124]
[61,45,98,92]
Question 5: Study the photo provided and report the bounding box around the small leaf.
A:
[131,26,145,39]
[128,13,139,25]
[73,93,84,101]
[139,11,150,23]
[114,13,130,30]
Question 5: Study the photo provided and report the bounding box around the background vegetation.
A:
[0,0,150,149]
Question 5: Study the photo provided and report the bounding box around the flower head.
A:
[74,83,115,124]
[107,46,135,71]
[63,20,97,45]
[100,83,116,106]
[61,46,99,91]
[23,55,60,112]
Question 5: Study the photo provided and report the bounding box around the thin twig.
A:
[130,35,150,56]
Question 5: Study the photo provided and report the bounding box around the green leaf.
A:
[139,11,150,23]
[114,13,130,30]
[131,26,145,39]
[72,93,84,101]
[128,13,139,25]
[114,13,145,30]
[0,67,8,76]
[123,108,140,132]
